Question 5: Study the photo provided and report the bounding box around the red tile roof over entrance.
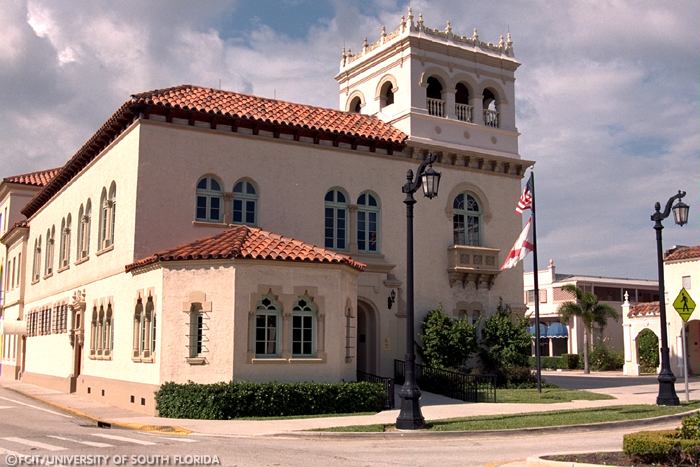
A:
[132,85,407,144]
[3,167,61,187]
[665,245,700,262]
[627,302,660,318]
[126,225,366,272]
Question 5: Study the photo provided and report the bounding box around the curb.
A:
[2,385,191,435]
[273,409,699,439]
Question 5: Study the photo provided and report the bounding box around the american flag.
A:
[515,178,533,214]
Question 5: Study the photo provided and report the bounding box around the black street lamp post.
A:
[396,153,440,430]
[652,190,689,406]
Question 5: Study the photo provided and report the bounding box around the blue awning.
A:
[547,322,568,338]
[528,323,548,338]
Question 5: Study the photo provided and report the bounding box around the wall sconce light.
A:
[387,289,396,309]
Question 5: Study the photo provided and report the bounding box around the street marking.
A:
[2,436,67,451]
[157,436,198,443]
[0,446,24,457]
[0,396,72,418]
[89,433,157,445]
[47,435,113,448]
[0,406,14,409]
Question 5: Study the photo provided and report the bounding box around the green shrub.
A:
[479,299,531,385]
[637,329,659,373]
[528,356,564,370]
[679,413,700,439]
[155,381,386,419]
[589,344,624,371]
[561,353,579,369]
[419,306,477,369]
[624,430,700,465]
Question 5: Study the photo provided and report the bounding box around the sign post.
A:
[673,288,696,403]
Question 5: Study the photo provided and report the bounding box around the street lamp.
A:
[651,190,689,406]
[396,152,440,430]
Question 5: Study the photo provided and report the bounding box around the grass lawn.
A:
[313,402,699,432]
[496,387,614,403]
[238,412,376,421]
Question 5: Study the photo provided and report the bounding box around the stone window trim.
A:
[89,297,114,361]
[132,288,157,363]
[247,285,327,364]
[232,178,259,227]
[183,291,212,364]
[454,301,483,326]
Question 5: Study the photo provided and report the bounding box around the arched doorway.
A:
[357,299,378,375]
[635,328,659,374]
[687,320,700,375]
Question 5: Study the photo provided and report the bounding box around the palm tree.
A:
[557,284,619,374]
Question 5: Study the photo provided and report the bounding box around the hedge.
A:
[155,381,386,419]
[528,354,579,370]
[623,430,700,465]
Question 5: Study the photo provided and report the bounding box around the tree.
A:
[419,306,477,369]
[557,284,619,374]
[479,299,531,384]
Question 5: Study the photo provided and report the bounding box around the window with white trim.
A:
[232,179,258,226]
[44,226,55,276]
[32,236,41,282]
[77,200,91,260]
[196,176,223,222]
[324,189,347,250]
[255,294,281,357]
[133,295,156,361]
[292,295,316,357]
[59,215,71,268]
[453,193,481,246]
[357,192,379,253]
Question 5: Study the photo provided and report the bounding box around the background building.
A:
[524,259,658,357]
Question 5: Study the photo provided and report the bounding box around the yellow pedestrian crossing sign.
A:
[673,288,696,322]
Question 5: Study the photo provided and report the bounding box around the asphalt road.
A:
[0,386,683,466]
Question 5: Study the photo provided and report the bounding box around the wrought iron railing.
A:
[357,370,395,409]
[394,359,496,403]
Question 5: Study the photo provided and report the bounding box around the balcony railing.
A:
[483,109,499,127]
[427,98,445,117]
[447,244,500,288]
[455,103,473,122]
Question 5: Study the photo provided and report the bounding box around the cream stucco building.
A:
[623,245,700,377]
[0,11,532,414]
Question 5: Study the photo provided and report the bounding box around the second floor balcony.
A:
[447,244,500,289]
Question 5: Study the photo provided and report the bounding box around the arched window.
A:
[45,226,55,276]
[59,215,71,269]
[105,304,113,356]
[232,179,258,226]
[98,185,115,251]
[349,96,362,113]
[77,200,91,260]
[196,176,223,222]
[357,192,380,253]
[380,82,394,108]
[455,83,472,122]
[133,294,155,360]
[482,88,499,127]
[292,295,317,357]
[97,305,105,355]
[32,237,41,282]
[90,307,97,356]
[453,193,482,246]
[324,189,348,250]
[426,76,445,117]
[255,294,281,357]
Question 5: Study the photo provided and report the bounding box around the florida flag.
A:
[500,219,534,270]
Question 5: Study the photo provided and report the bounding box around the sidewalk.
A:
[2,374,698,437]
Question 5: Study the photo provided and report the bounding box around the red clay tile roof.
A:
[126,225,366,273]
[22,85,407,219]
[665,245,700,262]
[627,302,660,318]
[3,167,61,187]
[131,85,406,144]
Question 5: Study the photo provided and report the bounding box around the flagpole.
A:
[530,171,542,393]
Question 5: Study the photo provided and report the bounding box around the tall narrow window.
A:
[189,303,205,358]
[195,176,223,222]
[44,227,55,276]
[453,193,481,246]
[232,179,258,226]
[105,304,113,356]
[324,189,347,250]
[255,295,281,357]
[108,183,116,246]
[32,237,41,282]
[357,192,380,253]
[77,200,91,260]
[59,215,71,268]
[292,295,316,357]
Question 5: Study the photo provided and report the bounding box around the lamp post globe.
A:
[652,190,688,406]
[396,153,440,430]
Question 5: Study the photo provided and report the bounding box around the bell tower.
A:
[335,8,521,157]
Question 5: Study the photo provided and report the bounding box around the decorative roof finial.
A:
[498,34,505,49]
[407,6,414,25]
[362,37,368,52]
[445,20,452,34]
[380,25,387,43]
[623,290,630,305]
[417,13,424,29]
[472,28,479,42]
[341,47,346,66]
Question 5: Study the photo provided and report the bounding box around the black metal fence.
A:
[357,370,395,409]
[394,360,496,403]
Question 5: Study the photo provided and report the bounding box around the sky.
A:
[1,0,698,280]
